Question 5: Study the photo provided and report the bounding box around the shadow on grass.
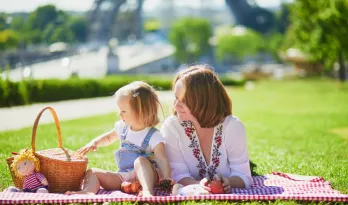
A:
[250,160,260,176]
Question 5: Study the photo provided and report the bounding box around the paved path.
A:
[0,91,174,132]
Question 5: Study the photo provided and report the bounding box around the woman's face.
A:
[174,79,194,121]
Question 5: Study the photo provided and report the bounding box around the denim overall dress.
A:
[114,126,158,172]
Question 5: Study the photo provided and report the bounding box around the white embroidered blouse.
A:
[161,115,253,188]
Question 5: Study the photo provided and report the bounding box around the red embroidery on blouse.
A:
[181,121,223,180]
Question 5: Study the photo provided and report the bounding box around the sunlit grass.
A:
[1,78,347,204]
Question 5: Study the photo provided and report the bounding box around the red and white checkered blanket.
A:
[0,172,347,204]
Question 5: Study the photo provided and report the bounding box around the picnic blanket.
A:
[0,172,347,204]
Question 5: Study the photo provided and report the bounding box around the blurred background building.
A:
[0,0,299,80]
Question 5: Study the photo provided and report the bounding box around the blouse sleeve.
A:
[161,119,194,183]
[224,118,253,188]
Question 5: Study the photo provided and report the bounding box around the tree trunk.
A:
[338,51,346,82]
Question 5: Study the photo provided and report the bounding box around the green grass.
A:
[1,78,347,204]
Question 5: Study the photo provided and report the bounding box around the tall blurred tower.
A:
[159,0,175,32]
[88,0,144,44]
[200,0,210,13]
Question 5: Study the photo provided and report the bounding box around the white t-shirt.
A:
[114,121,164,152]
[161,115,253,188]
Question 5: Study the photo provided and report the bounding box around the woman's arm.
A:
[226,176,246,188]
[161,118,196,184]
[225,118,253,189]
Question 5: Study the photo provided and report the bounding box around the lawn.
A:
[0,78,347,205]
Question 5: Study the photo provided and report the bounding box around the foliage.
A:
[0,75,245,107]
[144,18,160,32]
[3,5,88,46]
[9,16,26,31]
[0,15,7,31]
[0,29,19,51]
[49,25,75,43]
[285,0,348,81]
[27,5,65,31]
[68,17,88,42]
[169,17,212,63]
[9,16,41,45]
[265,32,285,63]
[216,27,264,62]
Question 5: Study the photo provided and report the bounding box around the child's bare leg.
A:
[134,156,158,196]
[65,168,122,195]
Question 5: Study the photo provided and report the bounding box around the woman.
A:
[161,64,253,195]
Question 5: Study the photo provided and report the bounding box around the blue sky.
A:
[0,0,289,12]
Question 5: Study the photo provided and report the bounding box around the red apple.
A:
[208,180,224,194]
[131,181,142,193]
[121,182,132,193]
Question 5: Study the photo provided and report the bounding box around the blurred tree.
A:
[265,32,284,63]
[0,29,19,51]
[216,27,264,62]
[25,30,42,45]
[25,5,71,44]
[27,5,60,30]
[288,0,348,81]
[9,16,42,45]
[42,23,56,43]
[144,18,160,32]
[0,15,7,31]
[50,25,75,43]
[68,17,88,42]
[169,17,212,63]
[10,16,26,31]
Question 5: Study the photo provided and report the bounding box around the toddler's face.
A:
[17,160,35,176]
[117,96,139,128]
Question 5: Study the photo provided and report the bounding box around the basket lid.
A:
[36,148,87,162]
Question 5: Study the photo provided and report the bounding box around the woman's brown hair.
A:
[173,64,232,128]
[115,81,160,127]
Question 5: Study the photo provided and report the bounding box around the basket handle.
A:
[31,107,63,153]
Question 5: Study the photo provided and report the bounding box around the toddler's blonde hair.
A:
[115,81,160,127]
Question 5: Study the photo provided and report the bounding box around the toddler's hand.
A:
[77,141,97,156]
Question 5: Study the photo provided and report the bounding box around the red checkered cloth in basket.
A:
[0,172,347,204]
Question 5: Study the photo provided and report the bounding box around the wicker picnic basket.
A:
[6,106,88,193]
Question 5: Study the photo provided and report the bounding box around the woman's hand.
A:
[199,177,211,192]
[174,100,197,122]
[213,174,231,193]
[77,141,97,156]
